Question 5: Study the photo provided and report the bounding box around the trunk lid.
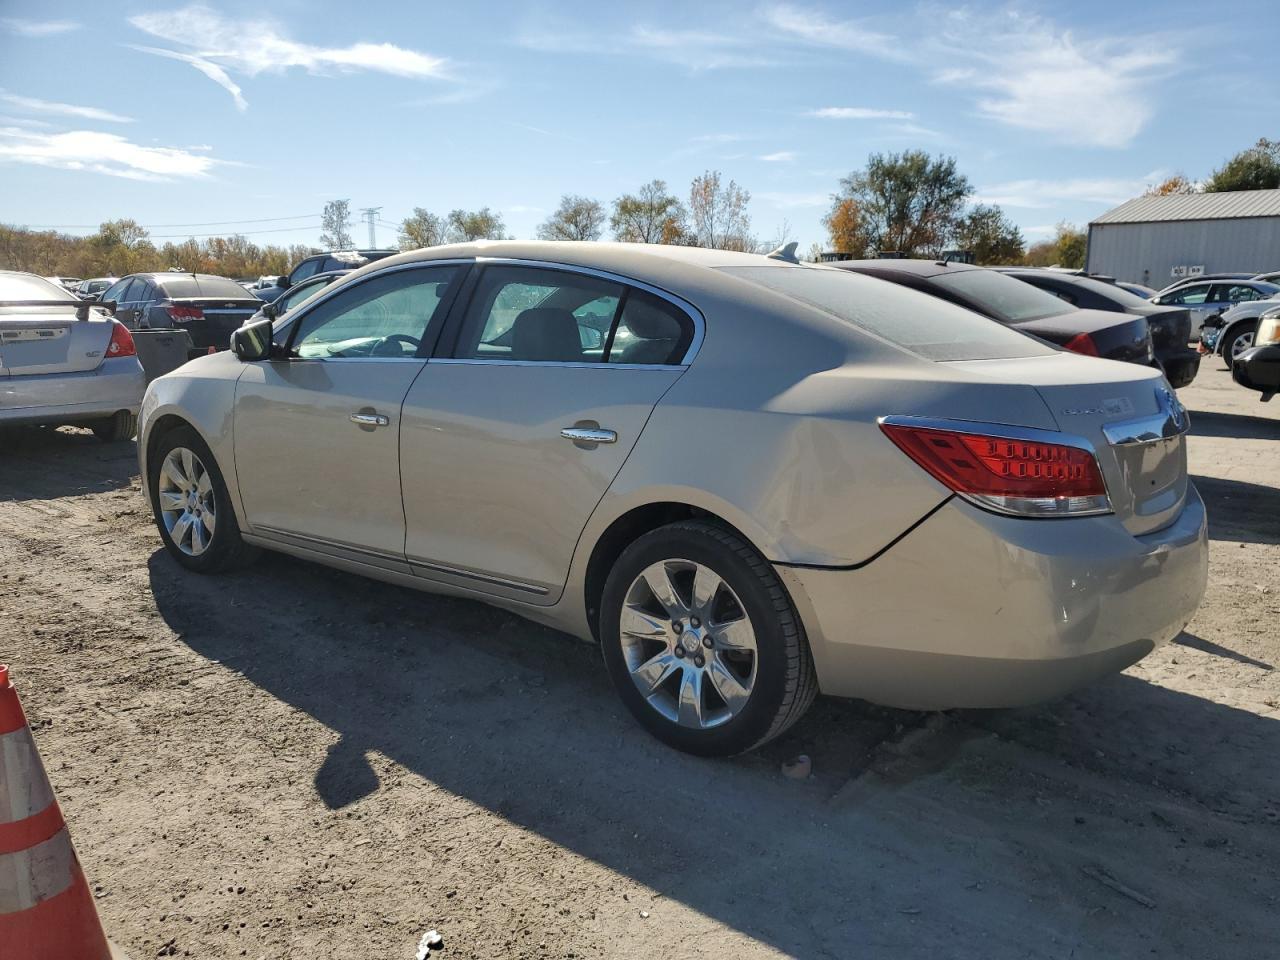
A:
[159,297,263,350]
[0,309,115,376]
[948,353,1188,536]
[1016,308,1152,365]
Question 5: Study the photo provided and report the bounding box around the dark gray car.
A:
[102,274,263,351]
[253,249,398,303]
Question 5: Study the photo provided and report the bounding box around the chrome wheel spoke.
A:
[171,512,194,547]
[708,658,750,714]
[196,471,213,497]
[158,490,185,512]
[162,455,189,489]
[180,448,197,486]
[620,605,669,640]
[642,563,686,618]
[691,565,721,617]
[676,669,704,728]
[633,651,680,695]
[200,505,216,535]
[190,518,208,555]
[713,616,756,653]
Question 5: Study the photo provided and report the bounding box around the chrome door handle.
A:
[350,412,389,427]
[561,426,617,444]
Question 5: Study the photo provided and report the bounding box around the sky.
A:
[0,1,1276,254]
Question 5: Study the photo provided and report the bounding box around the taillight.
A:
[879,420,1111,518]
[166,305,204,322]
[107,320,136,358]
[1062,332,1099,357]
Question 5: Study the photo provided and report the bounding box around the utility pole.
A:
[359,207,382,248]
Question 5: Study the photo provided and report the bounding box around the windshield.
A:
[160,276,253,299]
[931,269,1072,324]
[720,266,1055,361]
[1064,275,1157,310]
[0,273,77,302]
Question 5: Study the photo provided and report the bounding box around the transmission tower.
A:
[359,207,383,248]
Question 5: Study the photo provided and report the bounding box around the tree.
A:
[319,199,353,250]
[1144,174,1197,196]
[823,197,869,258]
[950,204,1024,265]
[831,150,971,257]
[611,180,686,243]
[687,170,753,251]
[537,194,607,241]
[1204,138,1280,193]
[1022,222,1086,269]
[445,207,507,242]
[398,208,446,250]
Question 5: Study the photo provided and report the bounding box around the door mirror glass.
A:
[231,317,275,361]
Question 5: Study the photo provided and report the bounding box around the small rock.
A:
[782,754,812,780]
[639,910,650,919]
[416,929,444,958]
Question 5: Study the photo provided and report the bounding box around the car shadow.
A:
[1192,473,1280,546]
[0,426,137,501]
[1189,409,1280,441]
[148,547,1280,958]
[1176,632,1273,670]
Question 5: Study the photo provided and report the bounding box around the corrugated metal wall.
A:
[1086,218,1280,284]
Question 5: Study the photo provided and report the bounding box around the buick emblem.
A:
[1159,386,1187,431]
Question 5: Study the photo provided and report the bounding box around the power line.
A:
[18,214,322,229]
[149,224,323,239]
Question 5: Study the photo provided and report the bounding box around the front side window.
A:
[101,279,132,303]
[279,276,336,313]
[290,258,322,284]
[290,266,459,359]
[1166,284,1209,305]
[1219,284,1263,303]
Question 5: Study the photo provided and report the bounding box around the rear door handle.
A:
[561,426,617,445]
[350,412,390,427]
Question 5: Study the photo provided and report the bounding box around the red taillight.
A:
[107,320,136,358]
[166,305,204,322]
[879,421,1111,518]
[1062,332,1099,357]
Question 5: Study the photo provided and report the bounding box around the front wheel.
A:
[1222,323,1257,364]
[599,521,817,756]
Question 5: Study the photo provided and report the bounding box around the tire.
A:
[148,425,258,574]
[599,521,817,756]
[91,410,136,442]
[1221,323,1257,364]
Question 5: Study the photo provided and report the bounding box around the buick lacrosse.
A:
[139,242,1208,755]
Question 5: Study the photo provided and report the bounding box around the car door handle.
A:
[561,426,617,444]
[350,412,390,427]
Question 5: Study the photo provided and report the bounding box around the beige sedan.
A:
[138,242,1207,755]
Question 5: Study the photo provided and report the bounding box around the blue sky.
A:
[0,1,1275,253]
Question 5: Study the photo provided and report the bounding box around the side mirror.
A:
[262,301,280,320]
[276,274,292,290]
[231,317,275,362]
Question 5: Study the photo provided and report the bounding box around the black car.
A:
[254,249,397,303]
[244,269,353,325]
[101,273,264,351]
[1232,305,1280,401]
[830,260,1155,368]
[996,268,1199,387]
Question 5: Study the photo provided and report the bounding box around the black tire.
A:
[148,424,258,574]
[91,410,136,442]
[1221,322,1257,365]
[599,521,817,756]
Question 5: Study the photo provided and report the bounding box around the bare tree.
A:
[319,199,353,250]
[611,180,686,243]
[687,171,753,251]
[445,208,507,242]
[537,195,606,241]
[398,208,446,250]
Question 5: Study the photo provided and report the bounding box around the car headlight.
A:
[1258,314,1280,347]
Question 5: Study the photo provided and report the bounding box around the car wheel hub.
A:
[157,446,217,557]
[1231,332,1254,360]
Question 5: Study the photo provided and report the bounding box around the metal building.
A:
[1087,189,1280,286]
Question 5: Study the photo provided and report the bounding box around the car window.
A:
[454,266,624,362]
[1166,284,1209,305]
[291,266,459,359]
[606,290,695,365]
[134,280,156,302]
[279,276,335,313]
[0,273,77,301]
[117,279,142,302]
[720,265,1056,362]
[1219,284,1264,303]
[927,269,1073,324]
[101,279,131,302]
[290,258,322,284]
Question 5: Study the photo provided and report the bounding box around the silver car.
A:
[1149,278,1280,338]
[1,271,145,440]
[138,242,1208,755]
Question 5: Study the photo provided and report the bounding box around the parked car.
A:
[830,260,1155,368]
[76,277,118,300]
[1149,279,1280,338]
[247,269,353,324]
[43,276,83,292]
[1199,295,1280,361]
[997,268,1199,387]
[0,271,144,440]
[1154,272,1256,297]
[1232,305,1280,400]
[253,249,397,303]
[138,242,1207,755]
[100,273,264,352]
[1116,281,1158,299]
[1249,270,1280,284]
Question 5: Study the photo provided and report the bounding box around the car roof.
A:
[825,258,980,279]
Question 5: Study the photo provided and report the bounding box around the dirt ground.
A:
[2,360,1278,960]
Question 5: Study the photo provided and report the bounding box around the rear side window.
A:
[607,290,694,365]
[720,266,1055,362]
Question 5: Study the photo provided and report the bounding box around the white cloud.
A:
[1,18,80,37]
[760,4,901,58]
[931,11,1176,148]
[806,106,915,120]
[0,90,133,124]
[693,133,749,143]
[973,172,1168,208]
[759,150,797,162]
[129,4,452,109]
[757,191,830,209]
[0,127,221,181]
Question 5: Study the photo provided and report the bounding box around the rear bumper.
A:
[1156,346,1200,388]
[778,489,1208,710]
[0,357,145,426]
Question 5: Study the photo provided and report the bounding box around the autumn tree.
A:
[1144,174,1197,196]
[1204,138,1280,192]
[445,207,507,242]
[950,204,1024,265]
[611,179,686,243]
[832,151,971,257]
[687,170,753,251]
[537,194,607,241]
[319,199,353,250]
[1022,222,1086,269]
[398,208,446,250]
[823,197,869,258]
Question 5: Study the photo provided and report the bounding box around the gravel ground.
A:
[2,361,1278,960]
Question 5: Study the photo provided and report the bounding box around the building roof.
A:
[1092,189,1280,225]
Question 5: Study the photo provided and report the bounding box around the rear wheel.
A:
[149,425,257,573]
[91,410,136,442]
[600,521,816,756]
[1222,323,1257,363]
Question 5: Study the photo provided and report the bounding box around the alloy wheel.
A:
[619,559,758,729]
[157,447,217,556]
[1230,331,1255,361]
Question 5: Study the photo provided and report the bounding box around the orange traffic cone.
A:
[0,664,115,960]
